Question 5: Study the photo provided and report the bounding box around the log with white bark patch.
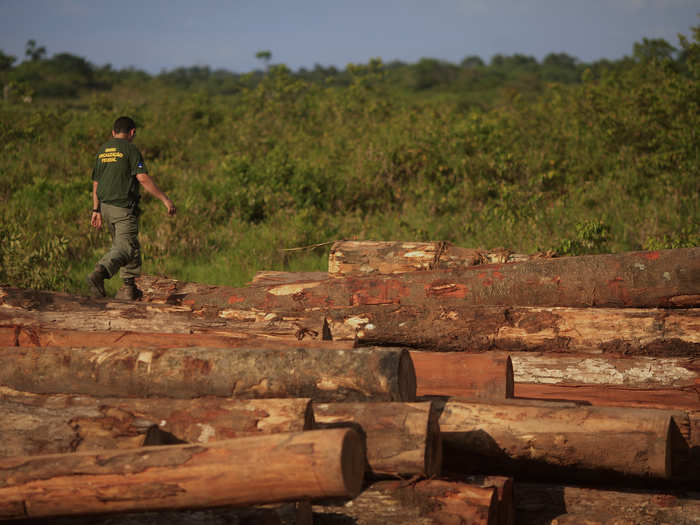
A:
[328,240,533,276]
[137,247,700,309]
[0,387,313,457]
[410,351,514,399]
[438,400,682,479]
[312,401,441,478]
[249,271,330,286]
[0,346,416,401]
[0,429,364,520]
[325,305,700,356]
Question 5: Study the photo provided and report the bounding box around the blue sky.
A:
[1,0,698,73]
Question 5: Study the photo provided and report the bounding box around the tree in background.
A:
[25,39,46,61]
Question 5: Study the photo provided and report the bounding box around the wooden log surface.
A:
[10,502,313,525]
[328,240,533,276]
[0,346,416,402]
[0,286,325,340]
[313,479,498,525]
[0,387,313,457]
[438,400,680,479]
[511,353,700,389]
[326,304,700,357]
[460,476,514,525]
[0,324,347,351]
[515,483,700,525]
[410,351,514,399]
[250,271,330,286]
[313,401,441,478]
[137,247,700,309]
[0,429,364,520]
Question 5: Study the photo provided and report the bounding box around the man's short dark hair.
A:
[113,116,136,134]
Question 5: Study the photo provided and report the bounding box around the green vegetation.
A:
[1,27,699,293]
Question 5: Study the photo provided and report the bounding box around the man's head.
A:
[112,116,136,141]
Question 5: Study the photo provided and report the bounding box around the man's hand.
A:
[91,211,102,229]
[164,197,176,216]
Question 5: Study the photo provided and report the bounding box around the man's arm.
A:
[91,181,102,229]
[136,173,176,215]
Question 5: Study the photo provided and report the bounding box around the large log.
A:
[515,483,700,525]
[515,382,700,412]
[313,479,498,525]
[410,351,514,399]
[0,286,325,340]
[0,387,313,456]
[511,353,700,390]
[438,400,681,479]
[326,305,700,356]
[11,502,312,525]
[0,324,348,351]
[0,429,364,520]
[313,401,441,478]
[328,240,533,276]
[0,346,416,401]
[137,247,700,309]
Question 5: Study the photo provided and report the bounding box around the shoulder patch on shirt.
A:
[137,162,144,169]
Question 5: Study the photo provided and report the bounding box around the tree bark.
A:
[137,247,700,309]
[0,286,325,340]
[0,387,313,457]
[312,401,441,478]
[9,502,313,525]
[0,346,416,402]
[325,305,700,357]
[0,429,364,520]
[313,480,498,525]
[0,324,349,351]
[410,351,513,399]
[328,240,532,276]
[250,271,330,286]
[515,483,700,525]
[510,353,700,389]
[438,400,679,479]
[459,476,514,525]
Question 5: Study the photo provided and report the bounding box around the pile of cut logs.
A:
[0,241,698,524]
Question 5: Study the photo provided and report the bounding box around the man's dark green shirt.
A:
[92,137,148,208]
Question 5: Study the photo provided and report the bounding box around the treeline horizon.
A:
[1,26,698,294]
[0,35,691,100]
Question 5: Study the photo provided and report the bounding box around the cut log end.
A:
[399,350,417,402]
[341,428,365,498]
[424,406,443,478]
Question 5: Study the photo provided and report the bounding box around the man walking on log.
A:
[87,116,176,300]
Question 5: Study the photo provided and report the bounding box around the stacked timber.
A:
[2,241,699,523]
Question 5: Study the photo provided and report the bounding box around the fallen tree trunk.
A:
[515,483,700,525]
[0,324,347,350]
[0,429,364,520]
[0,387,313,457]
[515,383,700,412]
[511,353,700,390]
[7,502,313,525]
[312,401,441,478]
[0,286,325,340]
[410,351,514,399]
[328,240,533,276]
[137,247,700,309]
[313,479,498,525]
[438,400,681,479]
[326,305,700,356]
[0,346,416,401]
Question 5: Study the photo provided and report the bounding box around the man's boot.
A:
[115,278,143,301]
[86,265,109,298]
